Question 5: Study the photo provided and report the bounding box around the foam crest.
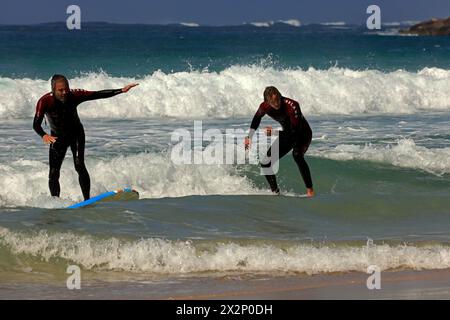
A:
[279,19,301,27]
[1,66,449,119]
[0,151,257,208]
[312,139,450,176]
[1,228,449,274]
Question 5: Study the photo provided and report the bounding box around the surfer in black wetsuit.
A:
[244,86,314,197]
[33,74,138,200]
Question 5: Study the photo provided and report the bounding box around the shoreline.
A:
[1,268,450,299]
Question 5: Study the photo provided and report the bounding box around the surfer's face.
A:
[268,94,281,110]
[54,81,70,103]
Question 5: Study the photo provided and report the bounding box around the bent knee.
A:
[292,148,305,160]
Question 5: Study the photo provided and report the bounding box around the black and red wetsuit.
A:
[249,97,313,192]
[33,89,123,200]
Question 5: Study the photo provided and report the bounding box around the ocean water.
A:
[0,23,449,287]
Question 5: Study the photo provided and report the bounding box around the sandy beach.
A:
[1,268,450,300]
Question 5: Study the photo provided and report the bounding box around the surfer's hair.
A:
[263,86,281,102]
[51,74,69,92]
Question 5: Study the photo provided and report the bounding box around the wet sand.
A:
[1,268,450,300]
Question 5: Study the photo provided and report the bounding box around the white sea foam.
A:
[249,21,273,28]
[1,227,449,274]
[179,22,200,27]
[373,29,419,37]
[1,66,449,120]
[382,22,401,27]
[320,22,347,26]
[0,137,448,208]
[400,21,421,26]
[246,20,301,27]
[0,151,258,208]
[381,21,420,27]
[278,19,301,27]
[311,139,450,176]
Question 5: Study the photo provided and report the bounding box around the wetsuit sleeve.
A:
[33,97,47,137]
[288,101,302,135]
[248,104,267,139]
[72,89,123,104]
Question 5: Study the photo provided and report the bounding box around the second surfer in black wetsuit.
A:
[245,86,315,197]
[33,74,138,200]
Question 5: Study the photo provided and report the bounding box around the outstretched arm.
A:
[122,83,139,93]
[74,83,139,103]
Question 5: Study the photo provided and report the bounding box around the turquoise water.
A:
[1,23,450,78]
[0,23,449,280]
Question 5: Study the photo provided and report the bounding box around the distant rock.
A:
[400,17,450,36]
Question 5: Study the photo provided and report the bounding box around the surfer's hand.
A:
[244,136,251,150]
[122,83,139,93]
[43,134,57,145]
[306,188,315,198]
[264,126,273,136]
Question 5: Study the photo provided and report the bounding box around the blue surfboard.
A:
[67,188,139,209]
